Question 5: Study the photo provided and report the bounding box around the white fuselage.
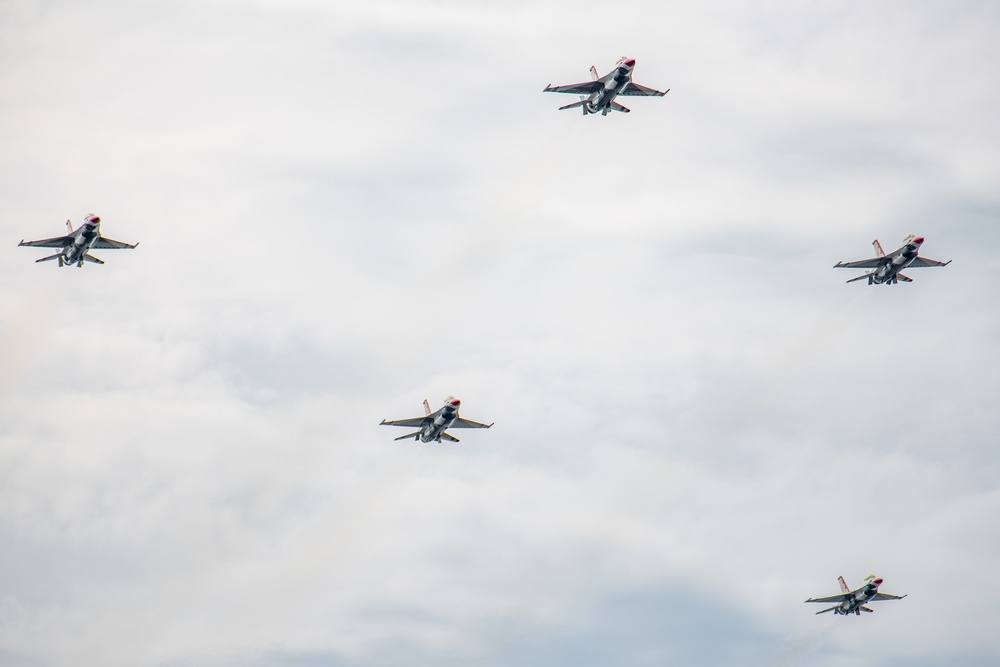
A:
[62,219,101,267]
[871,240,921,284]
[586,61,635,114]
[420,404,459,442]
[834,582,880,615]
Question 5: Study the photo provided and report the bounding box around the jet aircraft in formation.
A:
[17,59,936,624]
[835,235,951,285]
[805,575,907,615]
[544,57,669,115]
[19,214,137,267]
[380,397,493,443]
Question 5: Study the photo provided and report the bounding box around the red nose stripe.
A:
[913,237,924,244]
[624,59,636,67]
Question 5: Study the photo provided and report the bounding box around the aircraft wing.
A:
[19,235,73,248]
[834,257,885,269]
[450,417,493,429]
[619,82,668,97]
[871,592,907,601]
[92,237,138,250]
[380,417,429,428]
[804,594,850,604]
[544,81,603,95]
[908,257,951,268]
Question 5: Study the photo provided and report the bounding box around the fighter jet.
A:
[19,214,137,267]
[544,57,669,116]
[805,575,907,616]
[380,396,493,443]
[835,234,950,285]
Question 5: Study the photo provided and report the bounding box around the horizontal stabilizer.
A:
[815,605,839,615]
[82,253,104,264]
[610,101,631,113]
[440,432,460,443]
[558,99,589,112]
[895,273,912,282]
[394,431,420,441]
[34,253,64,264]
[846,273,874,284]
[859,606,874,613]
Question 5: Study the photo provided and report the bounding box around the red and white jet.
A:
[544,57,669,116]
[380,396,493,443]
[19,214,138,267]
[835,234,950,285]
[805,575,907,616]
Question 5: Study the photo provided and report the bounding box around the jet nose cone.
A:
[624,58,636,67]
[913,237,924,244]
[873,578,883,585]
[450,398,461,407]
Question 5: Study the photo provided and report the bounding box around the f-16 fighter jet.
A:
[544,57,669,116]
[19,214,138,267]
[380,396,493,443]
[835,234,950,285]
[805,575,907,616]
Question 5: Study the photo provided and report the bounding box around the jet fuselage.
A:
[63,215,102,267]
[583,58,636,114]
[869,237,922,284]
[831,578,883,615]
[419,398,461,442]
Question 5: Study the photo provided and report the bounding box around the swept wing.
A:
[380,416,430,428]
[544,81,604,95]
[19,235,73,248]
[871,592,907,601]
[834,257,886,269]
[907,257,951,268]
[92,237,138,250]
[619,82,668,96]
[450,417,493,429]
[805,594,850,604]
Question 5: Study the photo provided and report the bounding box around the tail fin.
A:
[873,240,885,258]
[423,399,432,416]
[35,253,64,265]
[590,65,600,81]
[610,101,631,113]
[394,431,421,441]
[82,253,104,264]
[838,577,851,594]
[66,219,73,234]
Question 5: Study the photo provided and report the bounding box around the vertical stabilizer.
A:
[423,399,432,416]
[590,65,600,81]
[838,576,851,594]
[872,240,885,258]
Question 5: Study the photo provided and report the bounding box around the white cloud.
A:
[0,1,998,665]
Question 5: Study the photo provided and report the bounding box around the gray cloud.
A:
[0,1,998,666]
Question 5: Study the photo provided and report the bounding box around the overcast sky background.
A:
[0,1,998,665]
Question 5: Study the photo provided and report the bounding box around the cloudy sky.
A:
[1,1,999,665]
